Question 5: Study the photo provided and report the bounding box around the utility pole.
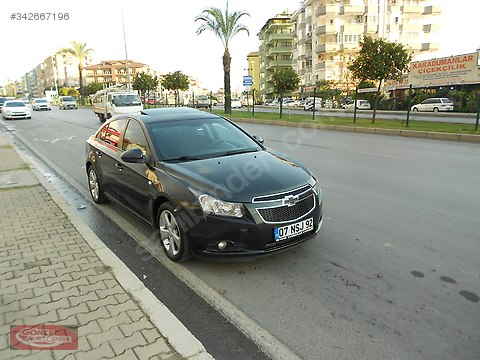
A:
[122,10,131,89]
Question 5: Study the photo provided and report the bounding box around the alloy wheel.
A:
[159,210,181,257]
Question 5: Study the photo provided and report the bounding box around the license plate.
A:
[274,218,314,241]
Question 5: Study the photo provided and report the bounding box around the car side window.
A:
[98,119,126,148]
[122,119,149,155]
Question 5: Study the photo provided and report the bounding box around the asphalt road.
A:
[3,107,480,360]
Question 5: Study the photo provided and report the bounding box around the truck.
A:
[92,84,143,122]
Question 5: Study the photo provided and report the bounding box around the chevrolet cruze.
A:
[86,108,323,262]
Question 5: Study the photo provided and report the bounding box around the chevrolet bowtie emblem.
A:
[283,194,299,207]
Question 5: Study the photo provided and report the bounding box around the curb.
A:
[1,129,214,360]
[233,117,480,143]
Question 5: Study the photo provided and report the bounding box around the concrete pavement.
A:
[0,129,214,359]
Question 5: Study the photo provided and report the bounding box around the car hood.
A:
[163,150,312,202]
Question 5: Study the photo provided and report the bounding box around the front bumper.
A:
[4,112,30,119]
[188,193,323,259]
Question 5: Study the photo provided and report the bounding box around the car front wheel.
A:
[158,203,191,262]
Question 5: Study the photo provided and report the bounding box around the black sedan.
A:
[86,108,323,262]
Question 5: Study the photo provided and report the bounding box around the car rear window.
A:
[62,96,75,101]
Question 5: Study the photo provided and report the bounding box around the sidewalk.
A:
[0,129,213,359]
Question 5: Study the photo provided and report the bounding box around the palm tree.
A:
[195,2,249,114]
[62,41,94,102]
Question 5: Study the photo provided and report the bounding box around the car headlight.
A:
[198,194,244,218]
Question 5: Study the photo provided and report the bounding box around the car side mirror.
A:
[121,148,146,163]
[253,134,264,145]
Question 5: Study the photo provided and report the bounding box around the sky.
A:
[1,0,477,92]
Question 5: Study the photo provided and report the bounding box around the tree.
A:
[271,67,300,118]
[195,2,249,114]
[62,41,94,103]
[348,35,412,123]
[161,71,189,107]
[85,82,104,97]
[133,72,159,105]
[59,87,79,97]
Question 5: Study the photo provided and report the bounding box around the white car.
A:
[410,98,453,112]
[32,98,52,111]
[2,100,31,119]
[231,99,242,108]
[343,99,371,110]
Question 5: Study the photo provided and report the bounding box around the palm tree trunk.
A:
[223,49,231,115]
[78,64,83,104]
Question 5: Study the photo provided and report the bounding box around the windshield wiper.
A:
[163,155,203,162]
[221,148,259,156]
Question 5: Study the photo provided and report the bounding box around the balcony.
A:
[268,46,293,56]
[315,43,340,54]
[339,42,361,52]
[422,24,441,33]
[316,24,337,35]
[421,42,439,51]
[266,60,292,70]
[400,23,422,32]
[315,5,337,17]
[342,5,366,15]
[341,23,364,33]
[423,5,441,15]
[401,5,422,14]
[268,32,293,41]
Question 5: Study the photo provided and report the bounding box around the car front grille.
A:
[256,194,315,223]
[253,185,311,202]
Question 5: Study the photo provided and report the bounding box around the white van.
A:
[92,85,143,122]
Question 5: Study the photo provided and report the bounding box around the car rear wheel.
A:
[412,107,418,111]
[88,166,106,204]
[158,203,191,262]
[433,107,439,113]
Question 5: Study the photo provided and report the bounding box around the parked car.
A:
[266,99,279,107]
[410,98,453,112]
[59,96,78,110]
[32,98,52,111]
[2,100,31,119]
[85,107,323,262]
[0,97,6,112]
[343,99,371,110]
[303,97,322,111]
[231,98,242,108]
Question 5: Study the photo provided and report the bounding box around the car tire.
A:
[157,202,192,262]
[412,107,418,111]
[88,166,106,204]
[433,107,439,113]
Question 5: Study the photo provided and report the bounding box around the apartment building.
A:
[34,51,93,97]
[291,0,441,89]
[257,13,294,102]
[84,60,150,86]
[246,51,260,96]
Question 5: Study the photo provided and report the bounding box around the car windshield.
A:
[63,97,75,101]
[113,94,141,106]
[6,102,26,107]
[148,118,262,161]
[36,99,47,103]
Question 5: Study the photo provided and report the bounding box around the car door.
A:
[115,118,155,220]
[91,119,127,200]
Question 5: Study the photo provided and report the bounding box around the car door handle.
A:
[96,151,103,157]
[115,163,123,171]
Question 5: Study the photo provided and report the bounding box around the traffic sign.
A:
[243,75,253,86]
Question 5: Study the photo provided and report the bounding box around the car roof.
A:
[135,107,222,124]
